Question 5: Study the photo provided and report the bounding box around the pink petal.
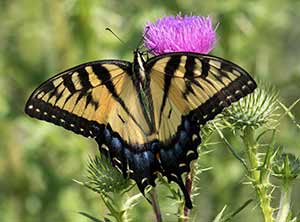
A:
[144,15,216,55]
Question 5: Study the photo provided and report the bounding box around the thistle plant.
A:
[76,155,139,222]
[220,85,279,131]
[273,153,300,222]
[217,84,280,221]
[212,84,300,222]
[86,155,132,194]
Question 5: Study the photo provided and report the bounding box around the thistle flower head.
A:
[86,155,131,194]
[220,84,279,131]
[144,15,216,55]
[272,153,300,180]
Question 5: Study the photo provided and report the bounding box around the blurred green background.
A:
[1,0,300,221]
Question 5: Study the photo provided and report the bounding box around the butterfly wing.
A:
[137,52,257,207]
[25,60,152,142]
[147,52,257,142]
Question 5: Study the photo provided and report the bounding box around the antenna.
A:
[105,28,125,44]
[136,26,150,50]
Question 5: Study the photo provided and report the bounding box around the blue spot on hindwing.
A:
[133,154,144,171]
[179,130,189,145]
[183,119,190,131]
[111,137,122,153]
[104,128,111,143]
[124,148,132,161]
[174,143,183,158]
[151,141,159,153]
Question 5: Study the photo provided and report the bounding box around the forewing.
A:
[25,60,132,138]
[147,52,257,142]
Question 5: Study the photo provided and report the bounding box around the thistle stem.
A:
[242,127,274,222]
[178,199,185,222]
[276,180,292,222]
[150,188,162,222]
[108,193,128,222]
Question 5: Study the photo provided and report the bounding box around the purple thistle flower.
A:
[144,15,216,55]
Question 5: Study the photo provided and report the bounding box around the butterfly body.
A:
[25,50,257,209]
[131,50,156,135]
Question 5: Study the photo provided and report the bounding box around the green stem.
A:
[178,185,187,222]
[276,180,292,222]
[242,127,274,222]
[105,193,128,222]
[178,199,185,222]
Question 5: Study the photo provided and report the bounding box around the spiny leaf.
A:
[212,205,227,222]
[79,212,104,222]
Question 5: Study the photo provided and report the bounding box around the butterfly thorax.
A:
[133,50,146,82]
[132,50,156,135]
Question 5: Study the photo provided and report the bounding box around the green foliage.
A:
[1,1,300,222]
[273,153,300,180]
[77,155,142,222]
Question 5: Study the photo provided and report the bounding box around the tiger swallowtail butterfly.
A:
[25,49,256,208]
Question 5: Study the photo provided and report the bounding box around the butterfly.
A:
[25,49,256,208]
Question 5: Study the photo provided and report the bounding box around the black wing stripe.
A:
[92,65,129,108]
[220,62,234,73]
[92,64,146,133]
[92,65,119,95]
[63,74,77,94]
[73,68,93,106]
[200,58,210,78]
[39,82,55,100]
[184,56,196,79]
[86,92,99,109]
[183,56,196,99]
[159,55,181,125]
[78,68,93,90]
[47,81,64,102]
[54,87,66,105]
